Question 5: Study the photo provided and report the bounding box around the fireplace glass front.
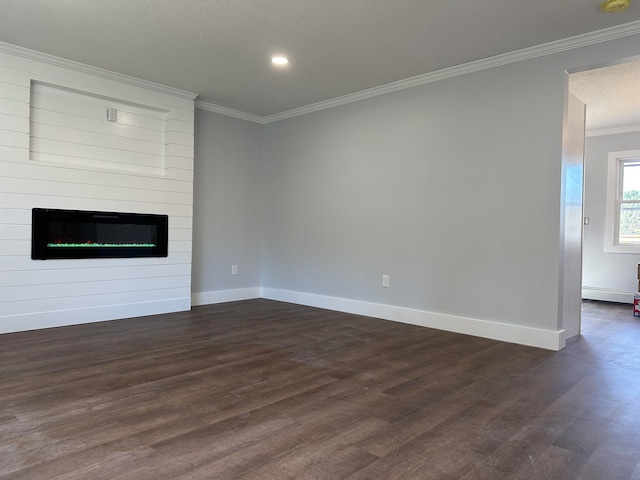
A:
[32,208,168,260]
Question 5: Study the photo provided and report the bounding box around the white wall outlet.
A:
[232,265,238,275]
[382,274,390,288]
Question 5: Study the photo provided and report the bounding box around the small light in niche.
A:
[107,107,117,122]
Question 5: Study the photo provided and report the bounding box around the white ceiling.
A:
[0,0,639,123]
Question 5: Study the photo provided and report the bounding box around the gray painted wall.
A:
[192,109,262,294]
[583,131,640,295]
[261,61,565,331]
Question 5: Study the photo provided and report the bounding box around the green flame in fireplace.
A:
[47,243,156,247]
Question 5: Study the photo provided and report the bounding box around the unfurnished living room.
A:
[1,1,640,479]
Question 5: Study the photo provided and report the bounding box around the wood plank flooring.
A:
[1,299,639,479]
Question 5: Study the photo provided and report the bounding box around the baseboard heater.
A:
[32,208,168,260]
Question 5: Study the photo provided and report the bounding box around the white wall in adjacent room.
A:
[582,131,640,303]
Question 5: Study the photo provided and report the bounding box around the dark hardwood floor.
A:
[1,299,639,479]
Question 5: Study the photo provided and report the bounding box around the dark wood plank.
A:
[1,299,639,479]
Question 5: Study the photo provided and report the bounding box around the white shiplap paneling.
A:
[0,251,193,271]
[0,193,193,216]
[0,160,193,193]
[0,48,195,334]
[1,275,192,302]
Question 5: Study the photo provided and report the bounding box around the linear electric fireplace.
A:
[32,208,168,260]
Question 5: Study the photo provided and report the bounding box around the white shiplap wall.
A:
[0,45,196,334]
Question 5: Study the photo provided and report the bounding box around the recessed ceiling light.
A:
[271,56,290,65]
[600,0,631,12]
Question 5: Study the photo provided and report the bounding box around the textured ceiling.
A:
[0,0,639,121]
[569,61,640,131]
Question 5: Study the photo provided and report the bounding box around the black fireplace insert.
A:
[32,208,168,260]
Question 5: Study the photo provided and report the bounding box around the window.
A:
[605,150,640,253]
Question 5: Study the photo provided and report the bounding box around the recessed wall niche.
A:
[29,82,169,176]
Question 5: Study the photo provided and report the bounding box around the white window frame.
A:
[605,149,640,253]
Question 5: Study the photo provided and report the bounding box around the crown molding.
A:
[586,124,640,137]
[195,100,264,124]
[0,41,198,101]
[4,19,638,123]
[261,20,640,124]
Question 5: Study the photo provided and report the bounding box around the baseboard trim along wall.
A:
[582,287,634,304]
[6,286,565,349]
[260,288,565,351]
[0,298,190,335]
[191,287,261,306]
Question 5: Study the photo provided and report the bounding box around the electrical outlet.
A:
[232,265,238,275]
[382,274,389,288]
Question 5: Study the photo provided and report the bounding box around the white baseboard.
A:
[191,287,261,306]
[260,288,565,351]
[582,287,634,304]
[0,298,191,334]
[2,286,566,350]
